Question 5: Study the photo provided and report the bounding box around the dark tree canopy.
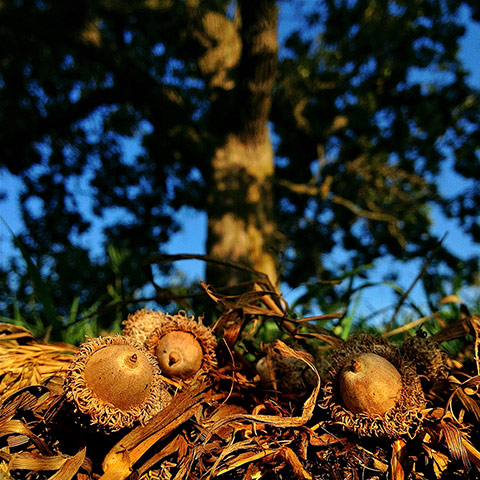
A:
[0,0,479,330]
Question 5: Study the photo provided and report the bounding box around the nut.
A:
[154,331,203,379]
[83,344,153,410]
[321,333,426,438]
[339,353,402,415]
[145,311,217,381]
[63,336,170,431]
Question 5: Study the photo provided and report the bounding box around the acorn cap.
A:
[321,334,426,438]
[145,310,217,380]
[400,336,449,382]
[63,336,170,431]
[122,309,170,343]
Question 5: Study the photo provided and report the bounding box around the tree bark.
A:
[205,0,279,290]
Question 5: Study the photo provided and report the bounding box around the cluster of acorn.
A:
[63,310,217,431]
[62,307,448,440]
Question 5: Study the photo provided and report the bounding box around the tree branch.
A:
[277,178,405,246]
[385,237,445,330]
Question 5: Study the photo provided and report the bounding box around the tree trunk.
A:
[205,0,279,290]
[207,133,278,289]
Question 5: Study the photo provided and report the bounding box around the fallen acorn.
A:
[321,333,426,438]
[339,352,402,415]
[63,335,170,431]
[144,310,217,380]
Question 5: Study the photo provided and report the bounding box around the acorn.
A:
[152,331,203,378]
[321,334,426,438]
[144,310,217,380]
[63,336,170,431]
[339,353,402,415]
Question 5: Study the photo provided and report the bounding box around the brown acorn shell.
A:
[63,336,170,431]
[144,310,217,380]
[321,333,426,438]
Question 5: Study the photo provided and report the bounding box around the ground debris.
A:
[1,290,479,479]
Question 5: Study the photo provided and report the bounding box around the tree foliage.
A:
[0,0,479,329]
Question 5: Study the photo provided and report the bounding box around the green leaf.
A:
[0,216,60,338]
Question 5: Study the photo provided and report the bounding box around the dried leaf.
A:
[9,451,76,472]
[390,438,406,480]
[1,386,50,423]
[137,435,189,477]
[371,455,389,473]
[462,437,480,469]
[294,331,345,348]
[294,313,343,323]
[431,313,478,344]
[308,430,344,447]
[48,448,86,480]
[426,446,450,479]
[438,295,465,306]
[0,323,35,342]
[201,404,250,439]
[382,314,435,338]
[0,337,75,402]
[101,385,210,480]
[0,419,52,455]
[211,444,276,478]
[447,376,480,423]
[199,340,320,445]
[272,446,312,480]
[432,452,450,478]
[441,420,471,472]
[216,309,247,347]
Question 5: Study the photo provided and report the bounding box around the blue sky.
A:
[1,5,479,322]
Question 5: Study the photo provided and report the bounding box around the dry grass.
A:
[0,324,77,402]
[1,288,480,480]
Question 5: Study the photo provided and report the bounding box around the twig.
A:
[382,314,437,338]
[385,235,446,331]
[277,179,405,247]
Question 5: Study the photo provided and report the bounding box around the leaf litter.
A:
[0,286,479,479]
